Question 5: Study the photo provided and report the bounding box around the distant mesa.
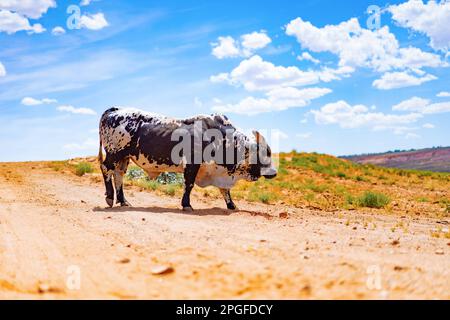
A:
[341,147,450,173]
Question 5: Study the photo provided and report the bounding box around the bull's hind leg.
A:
[100,155,116,207]
[220,188,237,210]
[114,158,131,207]
[182,164,200,211]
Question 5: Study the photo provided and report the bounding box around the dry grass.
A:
[53,152,450,217]
[232,152,450,217]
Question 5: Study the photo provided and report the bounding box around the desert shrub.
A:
[256,192,272,204]
[162,184,179,196]
[75,162,93,176]
[355,175,368,182]
[126,166,146,180]
[357,191,390,209]
[336,172,347,179]
[141,179,160,191]
[157,172,184,185]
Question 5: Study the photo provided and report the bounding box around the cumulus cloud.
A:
[437,91,450,97]
[80,13,108,30]
[0,62,5,77]
[211,31,271,59]
[51,26,65,36]
[392,96,430,111]
[21,97,57,106]
[80,0,92,6]
[423,123,435,129]
[372,71,436,90]
[241,31,272,52]
[57,105,97,115]
[420,102,450,114]
[0,0,56,19]
[0,10,46,34]
[389,0,450,51]
[210,55,321,91]
[311,100,422,131]
[212,87,331,115]
[297,52,320,64]
[285,17,445,74]
[393,96,450,114]
[211,36,241,59]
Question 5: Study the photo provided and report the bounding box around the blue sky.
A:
[0,0,449,161]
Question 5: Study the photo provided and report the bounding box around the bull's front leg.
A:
[182,164,200,211]
[220,188,237,210]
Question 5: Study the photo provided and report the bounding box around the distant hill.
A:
[342,147,450,172]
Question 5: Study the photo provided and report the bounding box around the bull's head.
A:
[242,130,277,181]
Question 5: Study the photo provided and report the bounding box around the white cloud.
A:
[311,100,422,131]
[300,118,308,124]
[210,55,321,91]
[296,132,312,139]
[80,13,108,30]
[0,0,56,19]
[211,36,241,59]
[212,86,331,115]
[0,62,5,77]
[421,101,450,114]
[423,123,435,129]
[57,105,97,115]
[392,96,450,114]
[63,137,97,150]
[211,31,271,59]
[21,97,57,106]
[241,31,272,53]
[437,91,450,97]
[285,17,445,73]
[389,0,450,51]
[392,96,430,111]
[372,71,436,90]
[51,26,65,36]
[297,52,320,64]
[0,10,46,34]
[80,0,92,6]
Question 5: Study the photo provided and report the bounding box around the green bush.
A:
[258,193,271,204]
[75,162,93,176]
[162,184,178,196]
[357,191,390,209]
[126,166,146,180]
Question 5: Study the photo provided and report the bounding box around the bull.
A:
[98,107,277,211]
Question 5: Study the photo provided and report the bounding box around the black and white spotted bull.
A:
[98,107,277,211]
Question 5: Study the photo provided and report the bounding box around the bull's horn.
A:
[252,130,267,146]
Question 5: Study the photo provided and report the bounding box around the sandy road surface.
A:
[0,162,448,299]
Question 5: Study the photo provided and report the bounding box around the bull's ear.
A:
[252,130,267,146]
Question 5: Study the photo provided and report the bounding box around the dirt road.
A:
[0,162,448,299]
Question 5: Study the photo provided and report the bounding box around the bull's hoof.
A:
[227,203,238,210]
[105,197,114,208]
[183,206,194,212]
[120,201,132,207]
